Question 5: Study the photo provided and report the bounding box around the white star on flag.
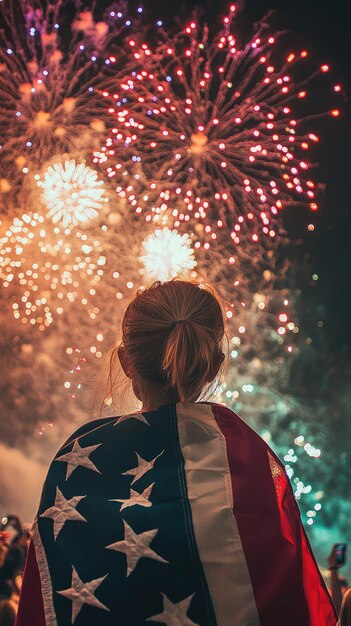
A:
[122,451,164,485]
[146,593,199,625]
[110,483,154,511]
[58,567,109,622]
[114,413,150,427]
[40,487,87,540]
[106,520,168,576]
[56,440,102,480]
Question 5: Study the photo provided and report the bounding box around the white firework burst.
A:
[36,159,107,228]
[140,228,197,281]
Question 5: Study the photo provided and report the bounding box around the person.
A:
[328,545,350,624]
[16,280,337,625]
[9,532,30,579]
[0,600,16,626]
[0,520,21,549]
[339,589,351,626]
[0,547,20,626]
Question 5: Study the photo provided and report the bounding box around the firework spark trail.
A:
[0,2,335,347]
[96,5,340,245]
[0,0,132,204]
[0,193,157,328]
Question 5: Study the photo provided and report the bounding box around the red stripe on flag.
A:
[16,540,46,626]
[212,404,337,626]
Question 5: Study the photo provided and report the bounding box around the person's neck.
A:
[141,386,180,412]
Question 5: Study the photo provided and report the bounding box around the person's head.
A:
[11,531,29,550]
[340,588,351,626]
[103,279,226,411]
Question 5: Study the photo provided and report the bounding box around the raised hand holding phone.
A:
[334,543,347,568]
[328,543,347,570]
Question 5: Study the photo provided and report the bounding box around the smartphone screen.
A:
[334,543,347,566]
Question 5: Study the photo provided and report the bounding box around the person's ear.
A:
[118,345,131,379]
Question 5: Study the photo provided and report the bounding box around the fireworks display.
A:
[97,5,340,247]
[0,0,134,206]
[0,0,349,576]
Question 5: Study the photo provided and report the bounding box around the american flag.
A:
[16,403,337,625]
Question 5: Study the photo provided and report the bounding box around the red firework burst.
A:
[95,5,341,245]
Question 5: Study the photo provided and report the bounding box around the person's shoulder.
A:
[206,401,287,471]
[38,412,146,513]
[203,401,251,427]
[205,401,237,418]
[205,401,268,444]
[55,415,117,457]
[55,411,150,459]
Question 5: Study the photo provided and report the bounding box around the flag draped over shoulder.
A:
[16,403,337,626]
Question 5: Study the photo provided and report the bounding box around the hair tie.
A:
[170,319,187,329]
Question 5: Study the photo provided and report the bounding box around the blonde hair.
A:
[97,279,226,412]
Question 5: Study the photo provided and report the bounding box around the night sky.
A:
[143,0,351,353]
